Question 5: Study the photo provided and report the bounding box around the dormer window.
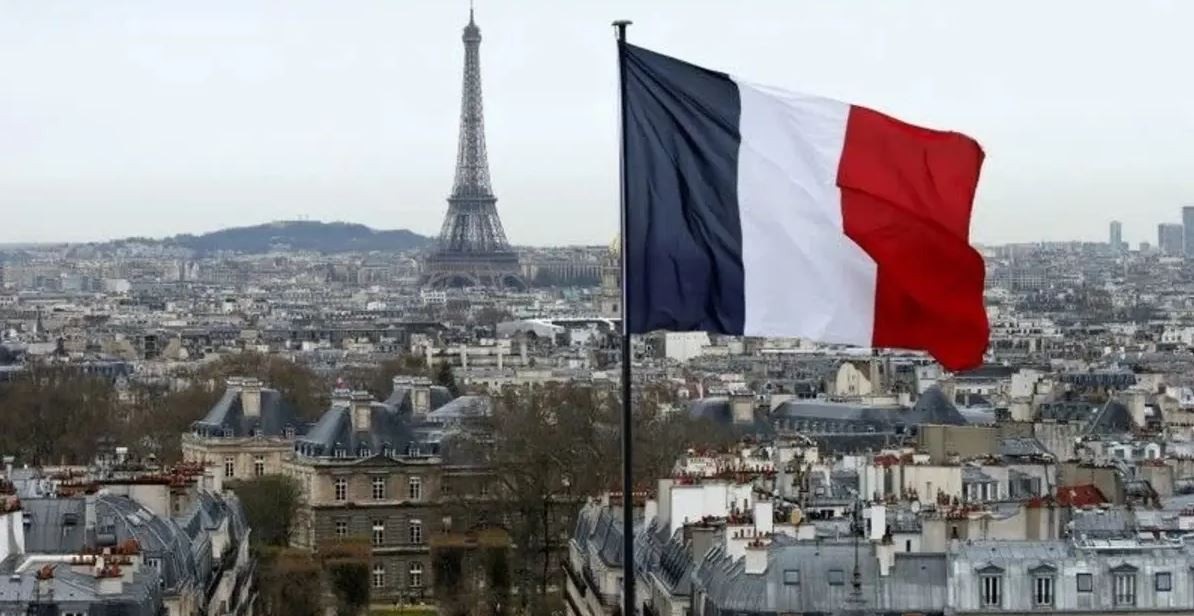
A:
[334,447,348,459]
[360,447,371,458]
[977,564,1004,608]
[222,428,233,438]
[284,426,296,439]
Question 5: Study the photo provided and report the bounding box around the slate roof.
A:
[20,494,200,592]
[0,555,162,615]
[425,395,491,423]
[191,383,301,438]
[296,402,416,457]
[769,385,965,430]
[692,538,886,613]
[573,502,629,568]
[686,398,776,436]
[999,437,1053,459]
[383,381,453,414]
[1038,400,1098,422]
[1084,400,1135,435]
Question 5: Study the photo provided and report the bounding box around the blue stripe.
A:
[621,43,745,335]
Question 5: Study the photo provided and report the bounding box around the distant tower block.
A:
[422,8,524,289]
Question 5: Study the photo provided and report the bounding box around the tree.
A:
[473,307,513,330]
[257,548,324,616]
[0,367,118,465]
[228,476,303,547]
[121,384,221,462]
[319,539,372,616]
[339,354,429,401]
[435,362,460,397]
[197,352,329,419]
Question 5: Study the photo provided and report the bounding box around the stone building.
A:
[182,377,302,491]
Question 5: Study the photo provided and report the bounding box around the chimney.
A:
[411,377,432,415]
[1123,389,1148,428]
[240,377,262,418]
[392,376,411,398]
[350,391,373,433]
[688,524,717,561]
[753,499,774,535]
[84,493,97,533]
[657,478,674,531]
[3,455,13,477]
[729,392,754,425]
[744,543,768,574]
[644,499,658,526]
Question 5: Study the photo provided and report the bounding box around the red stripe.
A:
[838,105,988,371]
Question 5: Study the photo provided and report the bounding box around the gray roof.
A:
[0,554,163,615]
[770,385,965,430]
[999,436,1052,458]
[1038,400,1098,422]
[296,403,416,457]
[952,539,1071,564]
[686,398,776,436]
[693,539,884,613]
[1084,400,1135,436]
[191,384,300,438]
[20,494,200,592]
[425,395,491,423]
[383,383,453,414]
[573,503,627,568]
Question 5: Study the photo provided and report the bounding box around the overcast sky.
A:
[1,0,1192,246]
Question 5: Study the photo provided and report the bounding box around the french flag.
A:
[621,44,989,371]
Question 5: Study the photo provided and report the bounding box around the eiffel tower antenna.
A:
[422,4,524,289]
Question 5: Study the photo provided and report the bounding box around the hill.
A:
[98,221,432,255]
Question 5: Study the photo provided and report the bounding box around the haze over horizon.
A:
[2,0,1192,247]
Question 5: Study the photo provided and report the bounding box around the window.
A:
[1076,573,1093,592]
[372,520,385,546]
[334,447,348,458]
[905,539,912,552]
[253,455,265,477]
[827,569,845,586]
[372,477,386,500]
[408,476,422,501]
[783,569,801,585]
[284,426,296,439]
[334,478,348,502]
[1113,572,1136,606]
[372,564,386,589]
[980,575,1003,608]
[146,557,161,572]
[335,520,348,538]
[223,456,234,478]
[1156,571,1172,592]
[1033,575,1054,607]
[409,562,423,588]
[409,520,423,544]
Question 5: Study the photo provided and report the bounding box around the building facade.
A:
[182,377,302,492]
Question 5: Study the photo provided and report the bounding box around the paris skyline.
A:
[2,0,1192,247]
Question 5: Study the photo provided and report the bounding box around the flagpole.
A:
[613,18,636,616]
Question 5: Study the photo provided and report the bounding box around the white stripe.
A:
[734,79,877,345]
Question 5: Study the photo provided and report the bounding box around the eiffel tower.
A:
[422,8,524,289]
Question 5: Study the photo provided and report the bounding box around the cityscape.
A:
[4,4,1194,616]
